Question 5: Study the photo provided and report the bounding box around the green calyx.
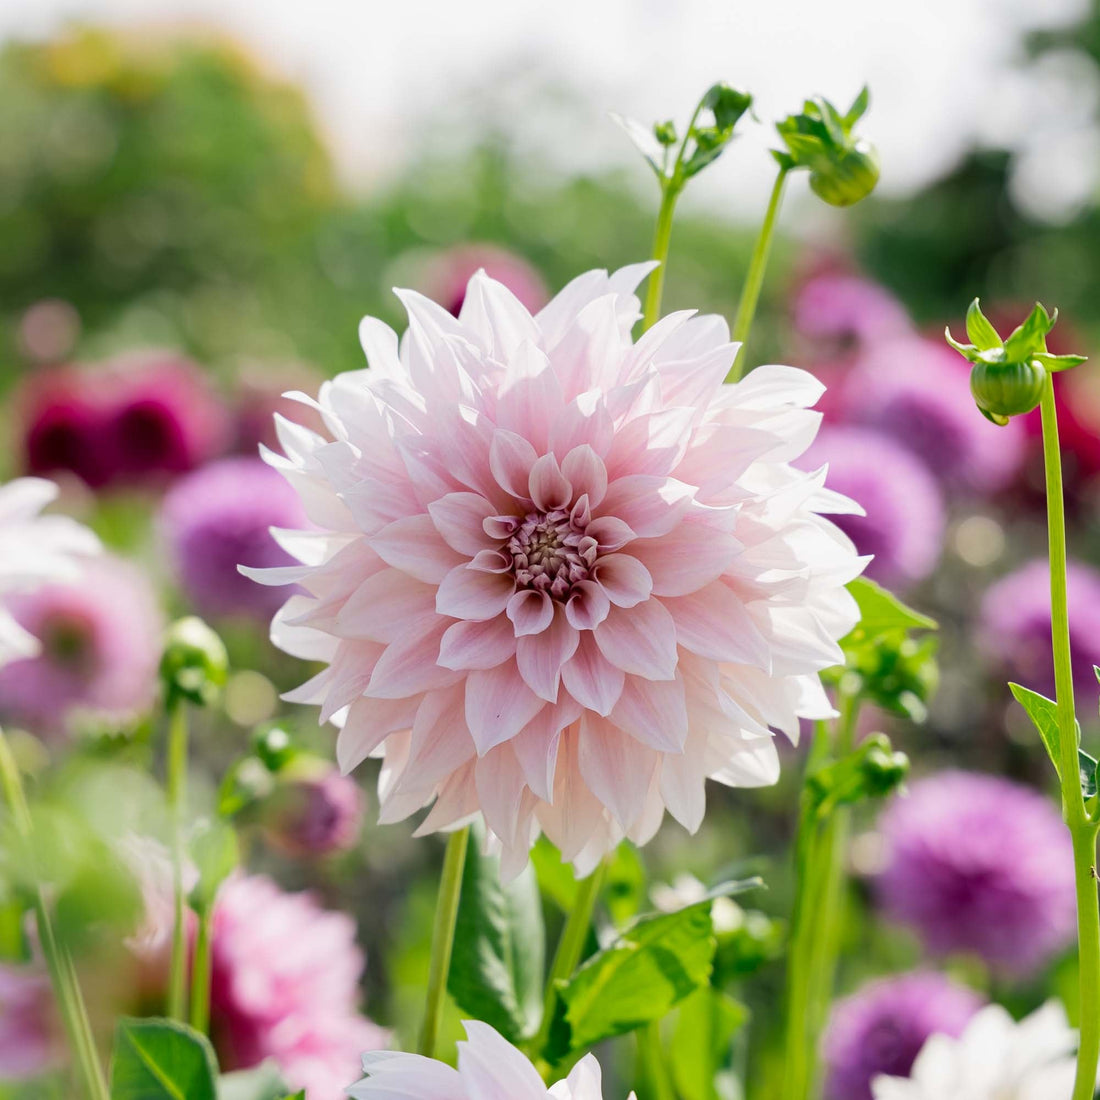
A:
[945,298,1087,425]
[159,616,228,709]
[773,87,879,206]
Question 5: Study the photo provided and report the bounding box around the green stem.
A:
[166,700,189,1022]
[1040,375,1100,1100]
[638,1019,676,1100]
[728,167,789,382]
[189,906,213,1035]
[418,826,470,1058]
[532,856,608,1065]
[0,731,109,1100]
[642,184,682,331]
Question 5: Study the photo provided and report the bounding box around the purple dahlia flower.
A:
[876,771,1075,976]
[419,243,548,316]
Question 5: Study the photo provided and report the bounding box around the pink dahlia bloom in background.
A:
[0,964,62,1082]
[260,762,365,857]
[823,972,984,1100]
[419,244,549,317]
[875,771,1075,977]
[841,337,1027,495]
[349,1020,622,1100]
[979,558,1100,700]
[798,426,944,589]
[247,263,863,875]
[160,457,308,621]
[0,554,163,737]
[0,477,100,669]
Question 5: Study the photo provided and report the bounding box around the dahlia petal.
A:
[318,641,386,722]
[366,622,460,698]
[527,453,572,512]
[557,1054,604,1100]
[464,661,546,755]
[370,514,463,583]
[436,565,515,621]
[565,579,611,631]
[459,272,540,361]
[494,342,563,454]
[413,760,479,837]
[483,515,520,541]
[710,736,781,788]
[427,492,497,555]
[538,728,611,862]
[600,475,695,537]
[489,429,538,502]
[610,673,688,752]
[659,740,708,832]
[549,295,622,399]
[578,714,659,830]
[628,524,740,597]
[729,363,825,409]
[560,444,609,508]
[561,632,626,716]
[405,684,477,790]
[550,392,615,459]
[605,407,697,479]
[592,553,652,608]
[507,589,555,637]
[335,568,438,642]
[654,342,739,409]
[469,548,512,573]
[511,695,582,801]
[357,315,403,376]
[337,695,420,774]
[516,604,580,701]
[664,581,771,669]
[438,616,517,671]
[584,515,636,551]
[271,597,339,662]
[474,744,527,847]
[458,1021,549,1100]
[593,600,679,680]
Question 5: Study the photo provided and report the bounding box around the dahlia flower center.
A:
[508,509,596,599]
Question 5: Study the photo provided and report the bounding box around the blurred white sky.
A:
[2,0,1096,223]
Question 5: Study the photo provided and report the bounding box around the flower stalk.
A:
[418,825,470,1059]
[166,698,190,1022]
[189,905,213,1034]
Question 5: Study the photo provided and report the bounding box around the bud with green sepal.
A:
[773,86,879,207]
[159,616,228,710]
[945,298,1087,425]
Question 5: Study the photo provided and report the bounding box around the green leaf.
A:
[109,1017,218,1100]
[447,821,545,1043]
[670,988,749,1100]
[965,298,1003,352]
[944,326,979,362]
[1004,302,1055,362]
[843,85,870,127]
[1035,353,1088,372]
[610,113,665,179]
[217,1062,291,1100]
[1081,749,1099,801]
[530,836,580,912]
[189,819,239,913]
[1009,683,1064,777]
[843,578,937,648]
[605,843,646,929]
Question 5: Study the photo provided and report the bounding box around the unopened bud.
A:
[159,616,228,708]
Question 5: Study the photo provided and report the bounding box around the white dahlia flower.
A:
[246,264,863,875]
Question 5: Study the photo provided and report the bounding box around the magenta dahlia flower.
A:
[160,457,308,621]
[842,337,1026,494]
[246,264,863,875]
[823,972,984,1100]
[980,558,1100,700]
[0,963,61,1082]
[0,554,164,737]
[798,426,944,588]
[419,244,549,317]
[876,771,1075,976]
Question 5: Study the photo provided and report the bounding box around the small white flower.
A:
[872,1001,1081,1100]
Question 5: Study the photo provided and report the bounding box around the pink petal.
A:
[605,407,697,478]
[464,660,546,755]
[511,695,582,800]
[458,1021,550,1100]
[560,444,609,508]
[405,684,477,789]
[663,581,771,668]
[599,475,695,538]
[507,588,555,636]
[489,429,538,502]
[370,514,463,583]
[494,342,564,454]
[628,524,740,597]
[366,622,461,698]
[436,565,516,621]
[593,553,652,608]
[335,568,438,642]
[483,515,520,541]
[437,616,517,671]
[609,673,688,752]
[337,695,420,773]
[565,579,611,630]
[550,392,614,458]
[528,453,572,512]
[560,632,625,715]
[585,515,636,551]
[660,742,708,832]
[474,744,528,845]
[593,599,679,680]
[469,548,513,573]
[578,713,659,829]
[516,604,580,701]
[427,492,497,555]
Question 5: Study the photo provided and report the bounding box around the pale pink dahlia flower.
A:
[349,1020,626,1100]
[247,264,863,875]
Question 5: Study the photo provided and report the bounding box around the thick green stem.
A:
[166,700,189,1022]
[532,857,608,1066]
[189,906,213,1035]
[728,167,789,382]
[418,826,470,1058]
[1040,375,1100,1100]
[642,184,682,331]
[0,731,109,1100]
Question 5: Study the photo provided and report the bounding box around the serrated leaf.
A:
[109,1017,217,1100]
[447,821,545,1043]
[558,899,726,1051]
[670,988,749,1100]
[218,1062,291,1100]
[965,299,1003,352]
[842,578,936,650]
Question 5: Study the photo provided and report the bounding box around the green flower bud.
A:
[945,299,1087,426]
[774,86,880,207]
[159,616,228,708]
[859,735,910,797]
[251,724,298,773]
